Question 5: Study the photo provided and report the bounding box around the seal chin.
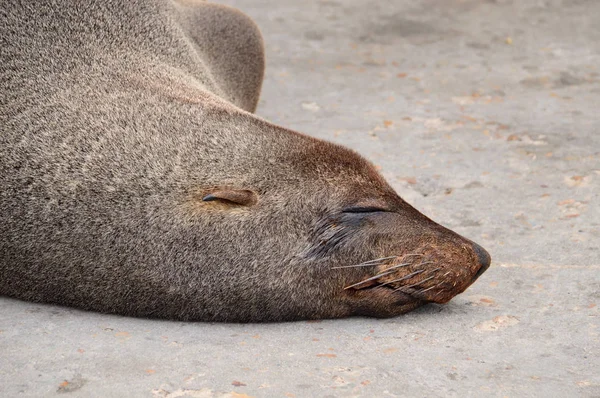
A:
[344,284,427,318]
[394,299,428,315]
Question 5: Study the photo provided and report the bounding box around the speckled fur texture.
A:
[0,0,491,322]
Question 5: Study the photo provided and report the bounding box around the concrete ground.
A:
[1,0,599,396]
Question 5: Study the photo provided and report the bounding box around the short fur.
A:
[0,0,490,322]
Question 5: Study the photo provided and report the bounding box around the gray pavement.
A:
[1,0,599,396]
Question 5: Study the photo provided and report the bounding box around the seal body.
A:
[0,0,490,321]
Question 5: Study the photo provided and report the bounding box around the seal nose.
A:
[472,242,491,281]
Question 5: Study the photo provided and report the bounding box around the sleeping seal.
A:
[0,0,491,321]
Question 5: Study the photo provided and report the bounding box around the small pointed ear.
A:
[202,189,259,207]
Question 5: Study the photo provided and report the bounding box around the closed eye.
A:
[342,206,388,214]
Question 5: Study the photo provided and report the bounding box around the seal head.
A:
[173,117,492,321]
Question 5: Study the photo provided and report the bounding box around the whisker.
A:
[381,261,412,271]
[332,254,428,270]
[415,260,434,267]
[394,275,436,291]
[343,269,396,289]
[380,269,425,286]
[359,256,398,265]
[332,256,397,269]
[405,275,436,289]
[418,283,441,294]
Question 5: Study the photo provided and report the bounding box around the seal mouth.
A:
[339,254,437,288]
[391,285,432,302]
[338,254,443,310]
[337,249,485,309]
[378,279,436,306]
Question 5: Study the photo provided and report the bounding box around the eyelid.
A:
[342,206,388,214]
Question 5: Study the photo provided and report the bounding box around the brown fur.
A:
[0,0,490,322]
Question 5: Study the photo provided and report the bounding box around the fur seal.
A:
[0,0,491,322]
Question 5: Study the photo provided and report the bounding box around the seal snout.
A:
[472,242,491,282]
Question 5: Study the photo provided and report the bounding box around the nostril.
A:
[472,242,491,281]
